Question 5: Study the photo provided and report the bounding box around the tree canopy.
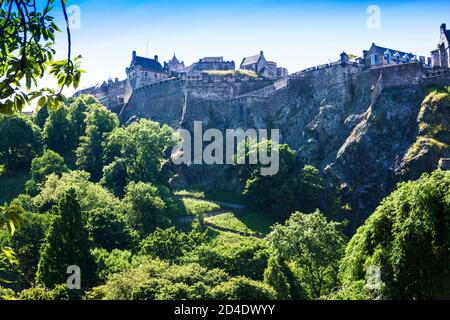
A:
[268,211,346,299]
[339,170,450,300]
[0,114,43,171]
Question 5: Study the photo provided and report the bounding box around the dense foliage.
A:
[1,93,450,301]
[36,188,95,290]
[0,0,84,114]
[237,141,335,217]
[0,115,43,170]
[339,170,450,300]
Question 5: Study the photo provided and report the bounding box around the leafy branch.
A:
[0,204,23,266]
[0,0,85,114]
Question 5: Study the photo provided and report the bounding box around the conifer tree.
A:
[36,188,95,290]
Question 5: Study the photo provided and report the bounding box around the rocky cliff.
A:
[120,62,450,223]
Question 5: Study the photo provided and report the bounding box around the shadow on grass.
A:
[233,209,281,235]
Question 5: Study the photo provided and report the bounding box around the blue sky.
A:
[46,0,450,94]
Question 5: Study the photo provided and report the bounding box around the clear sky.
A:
[45,0,450,95]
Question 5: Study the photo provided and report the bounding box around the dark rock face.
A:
[121,62,450,224]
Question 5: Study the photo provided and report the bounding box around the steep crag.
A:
[120,62,450,221]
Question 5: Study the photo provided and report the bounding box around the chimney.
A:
[260,51,264,56]
[115,77,119,83]
[441,23,447,34]
[154,55,159,62]
[132,50,137,60]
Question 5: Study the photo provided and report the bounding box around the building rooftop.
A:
[370,44,414,58]
[241,52,263,67]
[131,52,163,72]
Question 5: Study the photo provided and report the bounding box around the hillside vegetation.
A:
[1,93,450,300]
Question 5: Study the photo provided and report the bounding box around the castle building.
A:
[240,51,287,77]
[164,54,185,76]
[126,51,168,89]
[362,43,424,68]
[241,51,270,76]
[431,23,450,69]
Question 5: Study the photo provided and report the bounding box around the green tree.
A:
[123,182,169,236]
[43,106,74,154]
[0,115,43,171]
[240,142,297,216]
[93,259,230,300]
[34,170,121,214]
[91,248,133,284]
[86,208,137,251]
[238,141,327,217]
[76,105,119,181]
[101,158,128,197]
[36,188,95,290]
[140,227,190,261]
[33,105,49,129]
[68,97,89,144]
[339,170,450,300]
[187,236,270,281]
[210,276,276,300]
[268,211,346,299]
[0,0,84,114]
[264,255,291,300]
[296,165,326,213]
[18,284,70,300]
[0,204,23,288]
[25,149,69,195]
[9,213,52,289]
[104,119,176,188]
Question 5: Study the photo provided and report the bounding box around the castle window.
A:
[370,54,377,65]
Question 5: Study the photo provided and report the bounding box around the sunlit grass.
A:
[174,189,205,199]
[205,212,255,234]
[203,69,258,78]
[181,198,220,216]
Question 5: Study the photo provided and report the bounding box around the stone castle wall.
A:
[120,78,185,126]
[119,60,450,133]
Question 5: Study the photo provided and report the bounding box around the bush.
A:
[18,285,70,300]
[26,150,69,195]
[210,276,276,300]
[140,227,190,261]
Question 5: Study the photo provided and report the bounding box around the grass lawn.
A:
[174,188,244,205]
[206,210,281,235]
[180,197,221,216]
[205,212,256,235]
[234,210,281,235]
[174,189,206,199]
[0,167,30,204]
[209,229,261,247]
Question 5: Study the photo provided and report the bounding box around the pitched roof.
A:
[132,56,163,72]
[371,44,414,59]
[168,54,181,65]
[241,54,262,67]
